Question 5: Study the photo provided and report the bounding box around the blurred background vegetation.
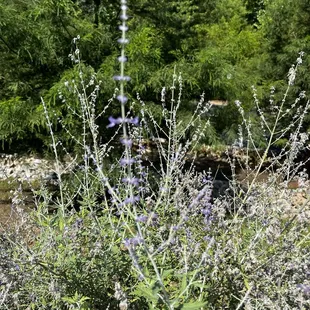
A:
[0,0,309,154]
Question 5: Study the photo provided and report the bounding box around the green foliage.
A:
[0,97,42,147]
[193,0,263,102]
[126,23,163,93]
[61,292,91,310]
[10,208,133,308]
[1,0,310,149]
[258,0,310,121]
[0,0,117,151]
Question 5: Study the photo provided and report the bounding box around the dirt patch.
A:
[0,204,32,233]
[0,204,16,226]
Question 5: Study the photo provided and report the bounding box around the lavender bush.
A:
[1,1,310,309]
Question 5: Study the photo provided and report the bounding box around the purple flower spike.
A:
[107,116,123,128]
[201,208,211,216]
[136,215,148,223]
[120,158,136,166]
[297,284,310,294]
[117,94,128,104]
[121,5,128,10]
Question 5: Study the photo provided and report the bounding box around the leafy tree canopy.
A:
[0,0,309,152]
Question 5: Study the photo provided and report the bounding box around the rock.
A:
[0,154,76,182]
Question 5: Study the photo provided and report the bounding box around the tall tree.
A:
[0,0,272,150]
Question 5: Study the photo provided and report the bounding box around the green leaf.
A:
[133,282,159,304]
[176,301,208,309]
[181,274,187,293]
[162,268,175,279]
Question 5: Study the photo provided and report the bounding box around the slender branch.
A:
[0,35,19,56]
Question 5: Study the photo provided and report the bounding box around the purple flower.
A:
[202,201,213,208]
[297,284,310,294]
[150,212,158,220]
[113,75,131,81]
[122,177,140,186]
[107,116,122,128]
[108,187,118,195]
[189,198,199,209]
[123,239,131,248]
[201,208,211,216]
[123,195,140,205]
[120,158,136,166]
[74,218,83,228]
[120,138,132,147]
[117,94,128,104]
[118,56,128,63]
[118,38,129,44]
[189,185,213,209]
[121,5,128,10]
[139,171,146,177]
[121,117,139,125]
[119,25,128,31]
[203,236,212,242]
[124,236,143,248]
[182,215,189,221]
[120,14,128,21]
[101,177,108,184]
[107,116,139,128]
[160,187,168,193]
[130,116,139,125]
[136,215,148,223]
